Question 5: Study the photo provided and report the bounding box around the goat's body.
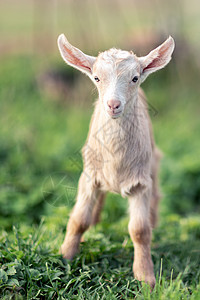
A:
[83,88,159,197]
[58,34,174,288]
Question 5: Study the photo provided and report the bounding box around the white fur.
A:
[57,35,175,288]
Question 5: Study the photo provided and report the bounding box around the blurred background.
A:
[0,0,200,230]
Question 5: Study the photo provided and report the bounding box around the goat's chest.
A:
[84,120,150,193]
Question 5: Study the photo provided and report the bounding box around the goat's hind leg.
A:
[150,147,162,228]
[91,191,105,225]
[61,172,98,260]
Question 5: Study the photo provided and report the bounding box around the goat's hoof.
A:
[133,264,156,289]
[134,272,156,289]
[60,244,78,260]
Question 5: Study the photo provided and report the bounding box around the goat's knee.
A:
[128,220,151,245]
[68,213,91,235]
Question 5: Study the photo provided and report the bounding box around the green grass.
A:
[1,214,200,299]
[0,48,200,299]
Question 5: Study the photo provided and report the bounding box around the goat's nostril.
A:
[107,100,121,110]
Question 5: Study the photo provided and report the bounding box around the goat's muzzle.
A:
[107,99,122,118]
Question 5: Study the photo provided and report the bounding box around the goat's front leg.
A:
[61,172,98,260]
[128,190,156,288]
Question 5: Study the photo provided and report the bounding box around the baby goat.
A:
[57,34,175,288]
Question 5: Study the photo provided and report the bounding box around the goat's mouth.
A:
[107,110,122,119]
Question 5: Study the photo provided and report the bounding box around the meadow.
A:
[0,0,200,299]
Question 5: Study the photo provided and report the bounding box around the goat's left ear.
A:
[57,34,96,77]
[139,36,175,83]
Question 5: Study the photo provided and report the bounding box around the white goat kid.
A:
[57,34,175,288]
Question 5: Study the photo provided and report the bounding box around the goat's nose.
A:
[107,99,121,110]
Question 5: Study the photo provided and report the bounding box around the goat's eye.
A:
[94,76,100,82]
[132,76,139,83]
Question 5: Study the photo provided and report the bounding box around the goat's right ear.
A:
[57,34,96,76]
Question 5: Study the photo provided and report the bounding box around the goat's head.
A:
[58,34,174,119]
